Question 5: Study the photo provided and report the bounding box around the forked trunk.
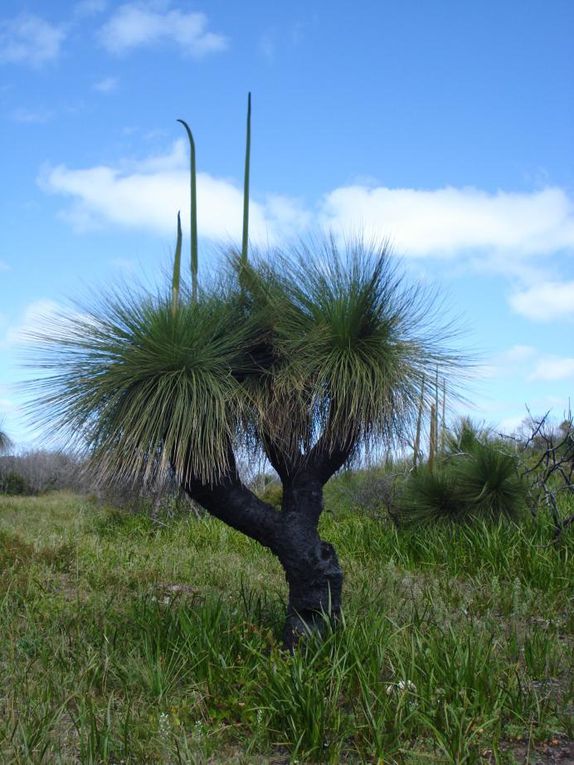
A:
[182,464,343,648]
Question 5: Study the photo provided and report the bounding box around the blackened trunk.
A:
[181,458,343,648]
[276,474,343,648]
[179,446,280,550]
[277,521,343,648]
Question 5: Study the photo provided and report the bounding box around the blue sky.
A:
[1,0,573,447]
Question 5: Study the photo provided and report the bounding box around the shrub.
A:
[328,467,397,518]
[0,451,84,494]
[0,470,29,495]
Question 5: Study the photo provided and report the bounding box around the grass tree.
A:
[395,420,529,526]
[28,98,459,646]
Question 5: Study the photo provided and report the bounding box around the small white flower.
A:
[158,712,170,739]
[386,679,417,695]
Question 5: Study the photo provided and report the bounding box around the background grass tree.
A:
[28,97,461,646]
[395,419,529,526]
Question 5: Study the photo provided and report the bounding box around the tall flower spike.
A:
[413,374,425,469]
[177,118,198,302]
[171,211,182,314]
[241,92,251,266]
[434,365,440,456]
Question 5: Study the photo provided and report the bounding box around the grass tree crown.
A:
[28,236,460,486]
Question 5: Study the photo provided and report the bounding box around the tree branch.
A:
[179,443,281,550]
[260,431,302,483]
[306,426,357,485]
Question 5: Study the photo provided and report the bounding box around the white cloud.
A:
[11,107,53,124]
[263,194,311,234]
[98,3,227,58]
[497,414,529,435]
[74,0,108,17]
[110,257,137,272]
[121,138,185,172]
[530,356,574,382]
[93,76,118,93]
[318,185,574,259]
[37,142,574,267]
[509,281,574,322]
[0,14,66,66]
[480,344,538,380]
[497,345,538,365]
[0,260,10,272]
[259,31,275,61]
[484,343,574,384]
[39,140,306,244]
[2,299,62,348]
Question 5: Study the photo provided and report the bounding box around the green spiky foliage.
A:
[444,416,487,456]
[452,442,528,520]
[27,237,459,487]
[26,234,465,645]
[28,285,258,485]
[238,238,458,463]
[394,466,464,526]
[396,440,528,526]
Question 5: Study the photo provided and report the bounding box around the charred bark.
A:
[276,474,343,648]
[180,447,280,550]
[180,438,351,648]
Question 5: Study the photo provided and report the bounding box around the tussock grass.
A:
[1,491,573,763]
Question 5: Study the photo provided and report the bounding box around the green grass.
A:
[1,492,573,763]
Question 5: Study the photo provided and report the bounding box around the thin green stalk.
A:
[171,211,183,314]
[441,377,447,453]
[434,366,440,457]
[429,403,437,472]
[413,374,425,469]
[176,119,198,301]
[241,92,252,266]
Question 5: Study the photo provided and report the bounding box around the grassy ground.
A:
[0,491,573,763]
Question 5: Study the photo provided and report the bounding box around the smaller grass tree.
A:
[395,420,529,526]
[29,97,461,645]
